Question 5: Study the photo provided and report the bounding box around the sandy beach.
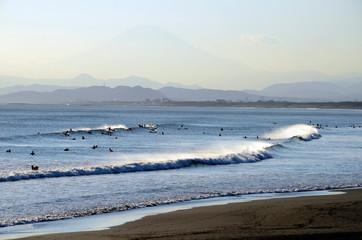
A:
[17,189,362,240]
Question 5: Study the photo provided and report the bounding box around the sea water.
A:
[0,105,361,236]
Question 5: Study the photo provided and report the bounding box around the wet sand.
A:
[19,189,362,240]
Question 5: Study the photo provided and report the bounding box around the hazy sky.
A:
[0,0,361,87]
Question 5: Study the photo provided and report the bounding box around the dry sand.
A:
[19,189,362,240]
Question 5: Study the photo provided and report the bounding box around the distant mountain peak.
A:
[74,73,97,80]
[108,25,193,50]
[121,25,171,36]
[115,25,179,40]
[38,25,252,89]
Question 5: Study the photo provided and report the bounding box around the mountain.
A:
[256,80,362,101]
[159,87,260,102]
[261,82,343,99]
[0,74,202,93]
[63,73,101,86]
[332,73,362,90]
[0,74,98,88]
[40,25,251,90]
[1,82,360,104]
[2,26,362,90]
[106,76,201,89]
[0,84,78,96]
[1,72,361,102]
[0,75,34,87]
[0,86,166,104]
[0,85,261,104]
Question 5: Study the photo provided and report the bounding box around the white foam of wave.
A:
[263,124,321,141]
[0,142,275,183]
[49,124,130,135]
[74,124,129,132]
[126,141,274,163]
[1,183,360,228]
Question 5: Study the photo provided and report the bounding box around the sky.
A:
[0,0,361,89]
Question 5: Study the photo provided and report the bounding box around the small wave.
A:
[1,183,360,228]
[0,144,275,183]
[13,124,133,138]
[263,124,321,141]
[265,143,285,150]
[37,124,131,136]
[73,124,130,132]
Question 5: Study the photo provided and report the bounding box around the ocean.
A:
[0,105,361,237]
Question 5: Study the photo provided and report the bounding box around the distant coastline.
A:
[141,100,362,109]
[5,100,362,109]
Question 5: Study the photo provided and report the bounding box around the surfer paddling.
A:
[31,165,39,171]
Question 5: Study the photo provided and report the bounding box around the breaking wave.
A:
[72,124,130,132]
[263,124,321,141]
[0,142,276,183]
[0,124,132,140]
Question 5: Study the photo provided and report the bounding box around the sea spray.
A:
[263,124,321,141]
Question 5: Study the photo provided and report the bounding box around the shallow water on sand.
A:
[0,190,345,240]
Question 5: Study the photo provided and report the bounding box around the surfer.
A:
[109,148,113,152]
[30,151,35,155]
[6,149,11,153]
[31,165,38,171]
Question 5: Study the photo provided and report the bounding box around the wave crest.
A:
[263,124,321,141]
[0,143,275,183]
[71,124,130,132]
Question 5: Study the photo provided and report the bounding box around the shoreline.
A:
[10,188,362,240]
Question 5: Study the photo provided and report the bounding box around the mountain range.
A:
[0,74,201,95]
[0,75,361,104]
[0,84,262,104]
[0,25,361,102]
[3,25,361,91]
[246,79,362,101]
[32,25,249,90]
[1,71,361,103]
[0,86,166,104]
